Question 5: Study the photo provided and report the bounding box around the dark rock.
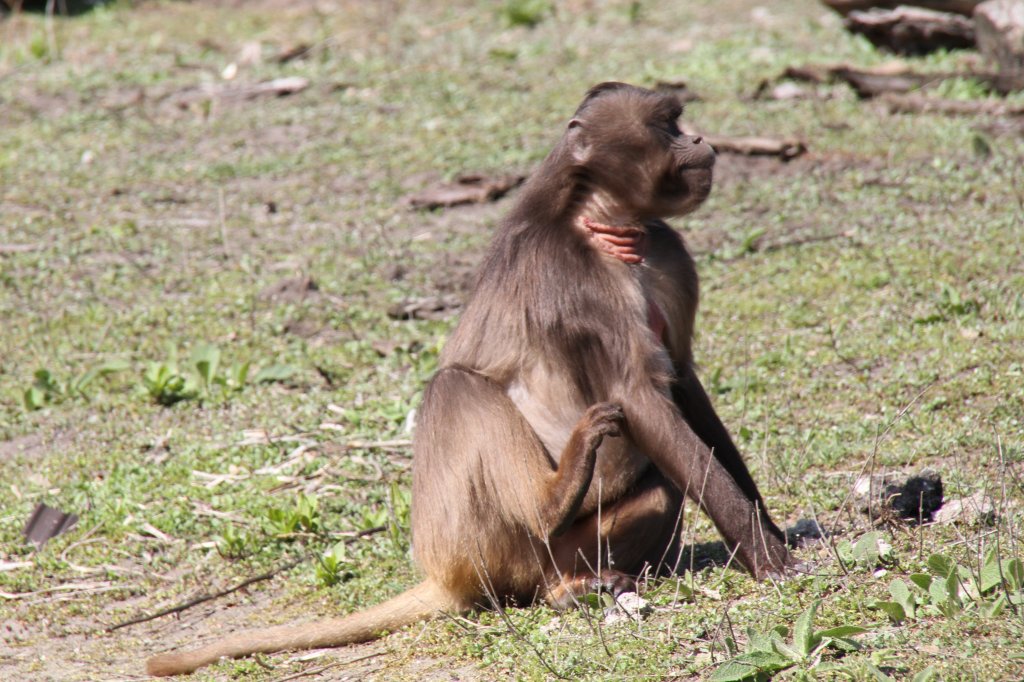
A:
[784,519,827,548]
[882,471,944,522]
[855,469,945,523]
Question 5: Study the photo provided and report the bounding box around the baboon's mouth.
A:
[680,167,713,196]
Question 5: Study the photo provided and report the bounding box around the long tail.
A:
[146,580,455,677]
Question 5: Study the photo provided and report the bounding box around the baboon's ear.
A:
[566,118,590,165]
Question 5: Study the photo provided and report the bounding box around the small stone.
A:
[771,82,809,100]
[933,490,996,525]
[854,470,944,523]
[604,591,652,625]
[785,519,827,548]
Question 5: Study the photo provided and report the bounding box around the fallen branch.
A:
[275,43,314,64]
[167,77,310,109]
[832,66,948,97]
[106,557,303,631]
[843,6,975,55]
[835,65,1024,97]
[403,173,525,210]
[703,134,807,159]
[777,63,1024,97]
[880,92,1024,116]
[821,0,984,17]
[106,525,386,632]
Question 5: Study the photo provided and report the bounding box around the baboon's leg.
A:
[544,571,637,610]
[544,467,684,605]
[414,367,626,598]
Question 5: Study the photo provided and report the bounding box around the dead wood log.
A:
[974,0,1024,73]
[779,63,1024,96]
[781,61,915,84]
[832,65,1024,95]
[845,6,976,54]
[703,134,807,160]
[403,173,525,210]
[831,66,940,96]
[821,0,984,17]
[880,92,1024,115]
[678,120,807,159]
[779,64,836,84]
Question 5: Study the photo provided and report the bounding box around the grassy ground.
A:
[2,0,1023,679]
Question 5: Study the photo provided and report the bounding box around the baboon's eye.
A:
[657,115,682,138]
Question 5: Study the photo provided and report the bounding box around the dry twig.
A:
[274,651,385,681]
[107,526,386,631]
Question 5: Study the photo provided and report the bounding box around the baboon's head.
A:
[565,81,714,220]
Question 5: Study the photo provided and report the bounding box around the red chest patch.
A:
[647,298,667,343]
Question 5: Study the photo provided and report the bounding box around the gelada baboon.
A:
[146,82,792,676]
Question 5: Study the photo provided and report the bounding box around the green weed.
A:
[872,549,1024,623]
[140,344,296,406]
[499,0,550,28]
[23,359,129,410]
[836,531,895,572]
[216,525,257,561]
[267,493,321,538]
[315,541,352,587]
[711,600,869,681]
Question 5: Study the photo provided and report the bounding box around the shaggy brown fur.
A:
[146,82,792,677]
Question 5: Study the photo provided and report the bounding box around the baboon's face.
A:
[570,83,714,220]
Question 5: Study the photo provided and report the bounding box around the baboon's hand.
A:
[582,402,626,440]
